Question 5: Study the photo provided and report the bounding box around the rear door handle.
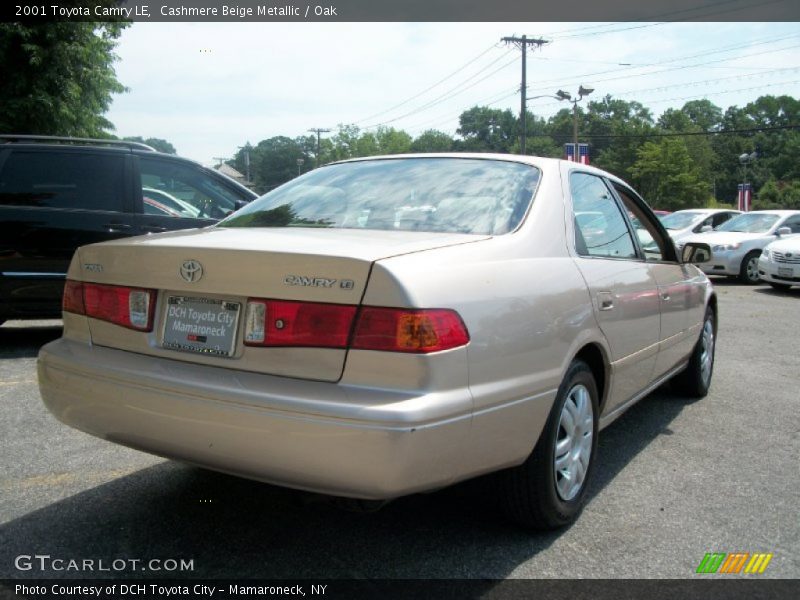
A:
[597,291,615,311]
[141,224,168,233]
[104,222,133,233]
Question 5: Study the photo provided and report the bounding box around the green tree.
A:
[629,137,710,210]
[375,126,412,154]
[756,179,800,210]
[123,136,176,154]
[410,129,454,153]
[0,9,129,136]
[248,136,309,194]
[455,106,518,152]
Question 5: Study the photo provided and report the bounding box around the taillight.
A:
[63,280,155,331]
[244,299,357,348]
[244,300,469,353]
[352,307,470,353]
[63,280,85,315]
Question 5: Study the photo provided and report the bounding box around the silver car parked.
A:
[38,155,716,529]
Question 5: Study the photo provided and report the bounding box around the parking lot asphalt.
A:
[1,280,798,580]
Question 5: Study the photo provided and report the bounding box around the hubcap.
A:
[554,384,594,501]
[699,316,715,386]
[746,256,759,282]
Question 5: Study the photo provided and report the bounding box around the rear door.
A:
[568,170,660,412]
[0,147,132,318]
[610,182,706,379]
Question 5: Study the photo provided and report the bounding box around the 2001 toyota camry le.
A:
[38,154,717,529]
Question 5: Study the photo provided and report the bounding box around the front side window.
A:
[571,172,636,259]
[0,151,124,211]
[221,158,540,235]
[139,158,245,220]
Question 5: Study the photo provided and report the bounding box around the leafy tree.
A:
[0,8,129,136]
[248,136,309,194]
[455,106,518,152]
[410,129,454,153]
[756,179,800,210]
[629,137,710,210]
[123,136,176,154]
[375,126,412,154]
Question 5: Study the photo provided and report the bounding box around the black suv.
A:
[0,135,258,324]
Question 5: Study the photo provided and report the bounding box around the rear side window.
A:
[0,151,124,211]
[571,172,637,259]
[139,158,245,220]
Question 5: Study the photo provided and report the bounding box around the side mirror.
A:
[776,226,791,237]
[700,225,713,233]
[682,242,712,264]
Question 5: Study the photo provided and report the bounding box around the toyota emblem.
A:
[179,260,203,283]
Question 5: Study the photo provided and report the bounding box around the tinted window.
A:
[221,158,540,235]
[0,151,124,211]
[571,172,636,259]
[712,212,734,227]
[139,158,245,220]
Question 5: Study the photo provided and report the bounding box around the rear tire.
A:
[673,306,715,398]
[738,251,761,284]
[769,282,791,291]
[500,360,599,529]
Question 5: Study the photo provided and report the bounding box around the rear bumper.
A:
[38,339,483,499]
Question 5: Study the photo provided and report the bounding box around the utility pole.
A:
[308,128,331,168]
[501,35,549,155]
[236,144,252,184]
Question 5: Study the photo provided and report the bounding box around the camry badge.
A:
[180,260,203,283]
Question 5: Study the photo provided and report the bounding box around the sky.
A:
[105,21,800,165]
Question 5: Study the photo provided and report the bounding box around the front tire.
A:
[673,306,715,398]
[738,251,761,284]
[500,360,599,529]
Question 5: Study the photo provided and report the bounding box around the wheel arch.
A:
[572,343,609,414]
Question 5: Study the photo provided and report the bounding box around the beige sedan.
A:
[38,154,716,529]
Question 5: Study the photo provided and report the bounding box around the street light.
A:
[556,85,594,156]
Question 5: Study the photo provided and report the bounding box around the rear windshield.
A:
[220,158,540,235]
[716,213,778,233]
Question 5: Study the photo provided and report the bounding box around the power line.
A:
[362,51,519,129]
[353,43,502,125]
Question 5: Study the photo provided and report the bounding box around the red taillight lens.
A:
[352,307,470,353]
[63,281,155,331]
[244,299,358,348]
[63,280,86,315]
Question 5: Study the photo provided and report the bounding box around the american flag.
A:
[564,143,576,162]
[579,143,590,165]
[737,183,752,212]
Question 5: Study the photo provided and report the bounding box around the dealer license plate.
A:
[162,296,241,357]
[778,266,794,277]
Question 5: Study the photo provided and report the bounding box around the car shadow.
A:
[0,322,62,359]
[753,285,800,297]
[0,387,691,580]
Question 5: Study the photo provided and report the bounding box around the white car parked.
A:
[682,210,800,284]
[759,235,800,290]
[660,209,741,244]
